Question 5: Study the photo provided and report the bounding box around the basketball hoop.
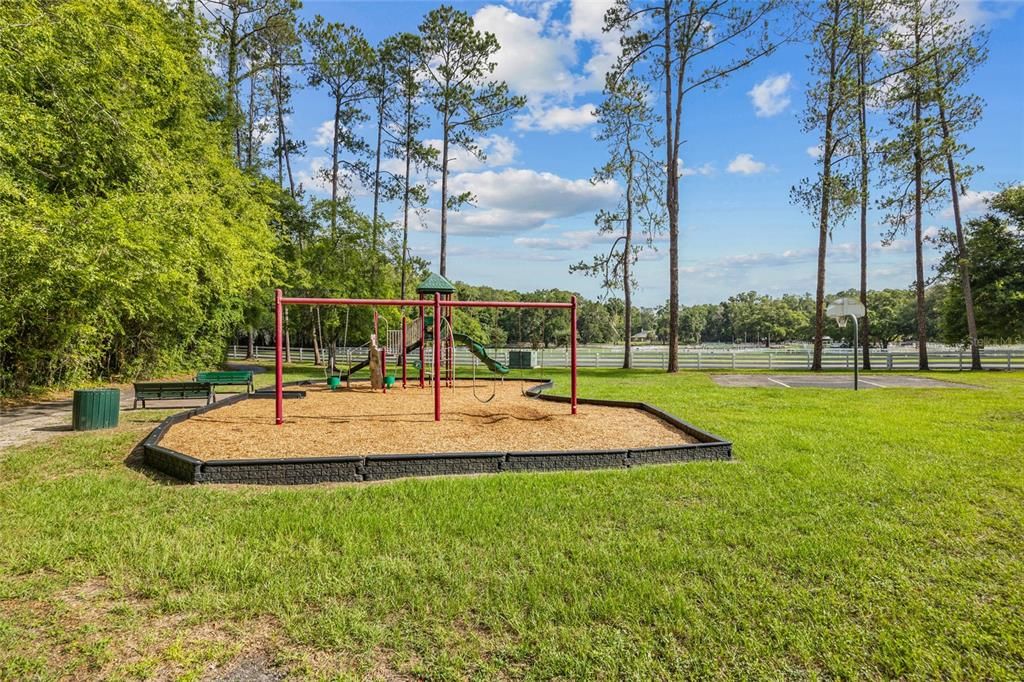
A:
[825,296,866,391]
[826,297,866,320]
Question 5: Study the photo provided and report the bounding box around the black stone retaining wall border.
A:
[142,378,732,485]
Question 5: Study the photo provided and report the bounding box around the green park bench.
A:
[133,382,213,409]
[195,370,254,396]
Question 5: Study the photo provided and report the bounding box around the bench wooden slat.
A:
[195,371,254,393]
[133,382,213,408]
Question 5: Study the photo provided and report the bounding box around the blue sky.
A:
[284,0,1024,306]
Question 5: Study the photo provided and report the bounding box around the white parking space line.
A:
[767,377,791,388]
[859,378,886,388]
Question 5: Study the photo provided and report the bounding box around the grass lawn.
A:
[1,369,1022,679]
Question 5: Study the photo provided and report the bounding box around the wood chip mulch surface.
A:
[160,381,695,460]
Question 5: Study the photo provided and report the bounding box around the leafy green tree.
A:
[605,0,789,371]
[418,5,525,276]
[202,0,300,164]
[571,75,662,368]
[792,0,860,370]
[878,0,948,369]
[678,305,709,345]
[927,0,988,368]
[302,17,374,235]
[865,289,916,347]
[0,0,276,391]
[853,0,884,368]
[937,187,1024,343]
[381,33,438,300]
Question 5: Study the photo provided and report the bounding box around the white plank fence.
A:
[230,345,1024,371]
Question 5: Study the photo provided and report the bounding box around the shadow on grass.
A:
[32,424,73,433]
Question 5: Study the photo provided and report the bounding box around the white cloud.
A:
[313,120,334,148]
[568,0,611,40]
[954,0,1020,27]
[678,236,939,278]
[425,135,518,172]
[568,0,621,92]
[727,153,767,175]
[453,169,616,215]
[419,168,618,235]
[806,145,823,159]
[748,74,792,117]
[293,155,368,198]
[514,235,575,249]
[514,103,597,132]
[472,2,621,99]
[473,5,576,98]
[943,189,996,218]
[679,161,714,177]
[515,228,668,251]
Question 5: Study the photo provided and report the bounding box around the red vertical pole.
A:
[433,293,441,421]
[381,347,387,394]
[401,316,407,388]
[275,288,283,425]
[419,302,425,388]
[570,295,578,415]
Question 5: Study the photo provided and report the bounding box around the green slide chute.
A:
[452,332,510,374]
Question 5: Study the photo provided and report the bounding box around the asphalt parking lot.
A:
[710,374,976,389]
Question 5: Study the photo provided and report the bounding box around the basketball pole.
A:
[852,314,859,391]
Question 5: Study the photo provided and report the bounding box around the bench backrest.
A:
[195,371,253,384]
[134,382,211,397]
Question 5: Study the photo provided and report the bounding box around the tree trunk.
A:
[912,92,929,370]
[937,94,982,370]
[663,1,678,373]
[858,12,871,370]
[439,118,450,276]
[227,6,242,164]
[371,81,385,281]
[276,110,284,188]
[401,102,413,301]
[245,71,256,171]
[246,328,254,359]
[274,66,296,198]
[813,8,839,372]
[330,97,341,235]
[623,156,634,370]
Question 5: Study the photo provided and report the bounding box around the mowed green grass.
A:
[1,370,1022,679]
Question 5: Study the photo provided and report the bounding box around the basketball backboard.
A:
[826,297,866,320]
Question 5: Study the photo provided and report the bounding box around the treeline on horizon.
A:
[390,273,1024,352]
[579,0,1023,373]
[1,0,1022,395]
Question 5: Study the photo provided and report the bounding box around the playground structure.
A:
[272,274,578,424]
[142,273,732,485]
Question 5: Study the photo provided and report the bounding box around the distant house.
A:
[631,329,654,342]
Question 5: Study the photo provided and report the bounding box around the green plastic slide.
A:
[452,333,510,374]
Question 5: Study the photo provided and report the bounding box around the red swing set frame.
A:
[273,289,578,424]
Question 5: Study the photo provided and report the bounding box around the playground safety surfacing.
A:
[710,374,977,389]
[142,380,732,484]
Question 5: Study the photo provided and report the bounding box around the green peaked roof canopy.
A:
[416,272,456,295]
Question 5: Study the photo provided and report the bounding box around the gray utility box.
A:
[508,349,536,370]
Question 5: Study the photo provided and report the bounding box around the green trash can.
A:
[72,388,120,431]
